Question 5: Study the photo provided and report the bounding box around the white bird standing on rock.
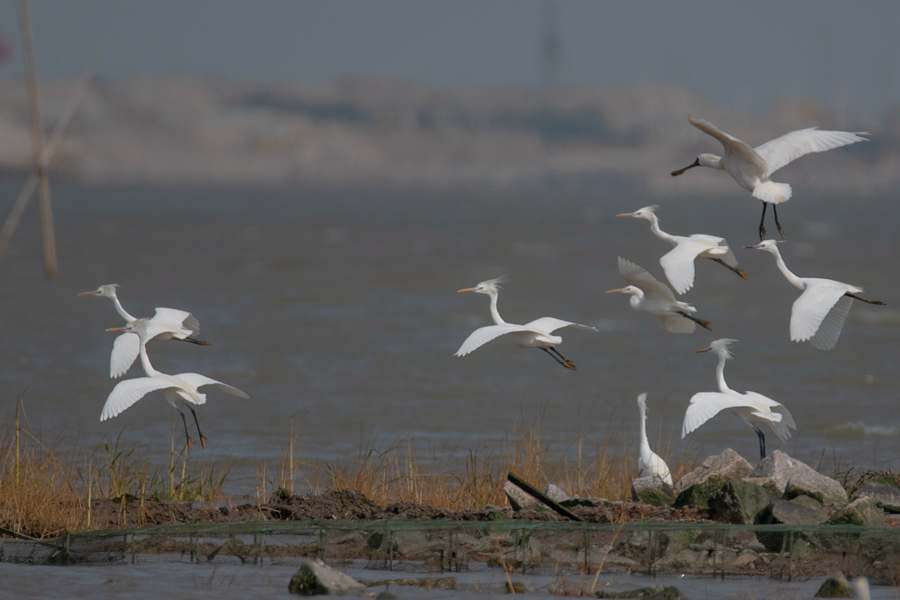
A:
[79,284,211,378]
[671,116,868,240]
[101,320,248,450]
[608,257,712,333]
[682,339,795,460]
[637,392,673,485]
[617,205,746,294]
[745,240,885,351]
[455,276,598,370]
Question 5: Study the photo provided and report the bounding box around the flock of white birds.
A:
[78,117,885,474]
[454,116,884,483]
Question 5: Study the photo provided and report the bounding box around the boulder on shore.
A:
[288,559,366,595]
[749,451,847,505]
[674,449,753,509]
[707,478,773,524]
[851,482,900,513]
[631,475,675,506]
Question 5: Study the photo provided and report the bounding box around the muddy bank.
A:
[86,490,714,531]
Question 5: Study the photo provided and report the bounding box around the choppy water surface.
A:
[1,183,898,490]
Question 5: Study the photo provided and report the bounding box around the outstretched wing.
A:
[173,373,250,398]
[101,377,176,421]
[660,243,706,295]
[809,295,853,351]
[682,391,755,438]
[522,317,598,335]
[151,307,197,337]
[618,257,677,302]
[662,314,695,334]
[790,283,851,347]
[743,391,796,436]
[110,332,140,378]
[689,117,766,170]
[754,128,868,177]
[454,324,532,357]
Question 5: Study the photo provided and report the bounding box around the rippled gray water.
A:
[1,182,898,490]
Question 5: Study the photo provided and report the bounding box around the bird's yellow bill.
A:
[696,348,709,353]
[77,291,97,296]
[606,288,624,294]
[616,213,634,218]
[457,288,477,293]
[106,327,126,332]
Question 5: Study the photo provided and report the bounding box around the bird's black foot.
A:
[680,312,712,331]
[846,293,886,305]
[183,337,213,346]
[185,437,195,452]
[199,435,208,449]
[562,360,577,371]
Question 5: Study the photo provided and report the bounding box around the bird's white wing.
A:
[455,324,533,357]
[754,128,868,177]
[522,317,598,334]
[682,392,756,437]
[689,117,766,169]
[110,332,141,379]
[809,295,854,351]
[173,373,250,398]
[662,314,695,334]
[790,283,850,345]
[743,394,796,442]
[151,307,197,336]
[659,242,707,294]
[618,257,677,302]
[101,377,176,421]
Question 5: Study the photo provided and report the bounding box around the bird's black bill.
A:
[671,158,700,177]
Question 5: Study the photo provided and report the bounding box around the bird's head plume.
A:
[636,392,649,413]
[697,338,737,360]
[458,275,506,296]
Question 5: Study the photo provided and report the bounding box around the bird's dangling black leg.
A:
[178,409,195,452]
[679,312,713,331]
[758,202,768,241]
[548,347,577,370]
[772,204,786,239]
[710,258,747,280]
[181,337,213,346]
[188,406,208,449]
[845,292,887,305]
[754,427,766,459]
[541,347,577,370]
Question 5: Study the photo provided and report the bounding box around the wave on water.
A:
[828,421,900,437]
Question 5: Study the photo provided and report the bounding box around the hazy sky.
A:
[0,1,898,114]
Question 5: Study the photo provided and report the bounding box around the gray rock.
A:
[754,499,828,553]
[826,496,886,527]
[708,477,773,524]
[851,482,900,513]
[288,559,366,595]
[631,475,675,506]
[675,449,753,494]
[814,573,854,598]
[596,585,687,599]
[544,483,571,503]
[504,480,543,511]
[750,451,848,504]
[790,494,827,513]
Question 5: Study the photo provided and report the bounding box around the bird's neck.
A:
[138,340,157,377]
[629,291,644,309]
[715,354,732,393]
[699,154,725,170]
[638,403,650,450]
[770,248,805,290]
[488,291,505,325]
[110,292,136,323]
[647,215,677,246]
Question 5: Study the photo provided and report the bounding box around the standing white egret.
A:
[102,320,248,450]
[745,240,885,351]
[671,116,868,240]
[607,257,711,333]
[682,339,795,459]
[617,205,746,294]
[455,276,598,370]
[79,284,211,378]
[637,392,673,485]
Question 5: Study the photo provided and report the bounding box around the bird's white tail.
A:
[752,181,792,204]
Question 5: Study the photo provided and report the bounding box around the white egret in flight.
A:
[617,205,746,294]
[671,117,868,240]
[455,276,598,370]
[682,339,795,459]
[79,284,211,378]
[637,392,673,485]
[102,320,248,450]
[608,257,711,333]
[745,240,885,351]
